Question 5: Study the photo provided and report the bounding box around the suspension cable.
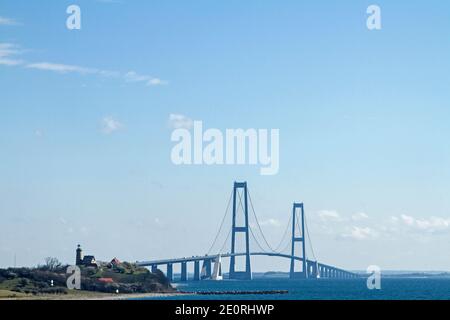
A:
[237,189,272,253]
[247,189,277,252]
[249,225,269,253]
[279,238,292,254]
[236,189,258,251]
[206,190,233,255]
[304,212,317,261]
[218,229,232,254]
[235,190,269,253]
[219,186,301,256]
[273,215,292,252]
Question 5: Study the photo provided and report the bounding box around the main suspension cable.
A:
[235,190,270,253]
[206,190,233,255]
[304,212,317,261]
[249,225,269,253]
[246,189,277,253]
[273,215,292,252]
[218,228,232,254]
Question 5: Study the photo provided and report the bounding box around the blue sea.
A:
[141,277,450,300]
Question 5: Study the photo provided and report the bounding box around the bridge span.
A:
[137,252,358,282]
[137,182,359,282]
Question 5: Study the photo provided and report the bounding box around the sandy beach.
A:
[0,290,186,300]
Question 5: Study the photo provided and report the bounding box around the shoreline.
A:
[0,290,186,301]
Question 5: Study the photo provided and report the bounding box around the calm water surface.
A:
[139,278,450,300]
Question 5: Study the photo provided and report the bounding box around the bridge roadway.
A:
[137,252,358,281]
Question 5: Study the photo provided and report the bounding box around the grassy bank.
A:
[0,262,175,299]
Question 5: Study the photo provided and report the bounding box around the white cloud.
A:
[125,71,168,86]
[101,116,124,134]
[26,62,98,74]
[352,212,369,221]
[124,71,150,82]
[0,42,168,88]
[0,16,21,26]
[259,218,282,227]
[27,64,163,87]
[168,114,194,130]
[0,43,23,66]
[318,210,341,222]
[314,209,450,241]
[341,226,378,240]
[34,129,43,137]
[147,78,168,86]
[397,214,450,234]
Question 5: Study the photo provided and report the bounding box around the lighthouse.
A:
[76,244,83,266]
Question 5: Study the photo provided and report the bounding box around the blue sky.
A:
[1,0,450,271]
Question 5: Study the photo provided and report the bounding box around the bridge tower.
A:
[290,203,308,279]
[229,182,252,280]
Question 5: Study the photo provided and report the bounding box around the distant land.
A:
[260,271,450,278]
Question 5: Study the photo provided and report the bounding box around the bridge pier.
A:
[312,262,319,278]
[306,261,316,278]
[202,259,212,279]
[167,263,173,282]
[290,203,307,280]
[193,261,200,281]
[181,262,187,282]
[151,265,158,273]
[229,182,252,281]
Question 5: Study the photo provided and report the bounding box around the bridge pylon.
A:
[290,203,307,279]
[229,182,252,280]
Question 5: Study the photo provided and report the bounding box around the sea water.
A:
[139,277,450,300]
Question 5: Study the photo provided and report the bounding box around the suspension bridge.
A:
[137,182,358,281]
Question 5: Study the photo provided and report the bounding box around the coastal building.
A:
[75,245,98,268]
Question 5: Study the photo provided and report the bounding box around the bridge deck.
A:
[136,252,356,276]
